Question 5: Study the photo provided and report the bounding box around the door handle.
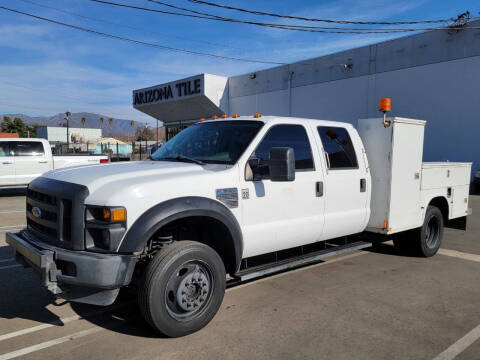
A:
[38,160,48,163]
[360,178,366,192]
[2,161,13,164]
[316,181,324,197]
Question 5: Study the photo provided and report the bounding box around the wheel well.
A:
[150,216,237,274]
[428,197,449,223]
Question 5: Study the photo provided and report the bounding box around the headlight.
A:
[475,170,480,179]
[85,206,127,251]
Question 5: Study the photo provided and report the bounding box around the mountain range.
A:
[0,112,152,136]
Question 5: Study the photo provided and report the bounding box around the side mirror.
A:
[269,147,295,182]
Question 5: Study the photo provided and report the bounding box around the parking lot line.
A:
[432,323,480,360]
[0,259,14,264]
[0,211,24,214]
[0,314,134,360]
[0,264,21,271]
[0,327,104,360]
[438,249,480,263]
[0,302,133,342]
[0,225,25,229]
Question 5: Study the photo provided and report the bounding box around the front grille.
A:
[26,188,71,246]
[26,177,89,251]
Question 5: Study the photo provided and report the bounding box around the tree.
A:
[1,116,39,137]
[135,127,155,141]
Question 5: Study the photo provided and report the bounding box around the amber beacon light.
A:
[379,97,392,128]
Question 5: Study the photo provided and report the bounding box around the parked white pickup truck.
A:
[6,114,471,337]
[0,138,109,189]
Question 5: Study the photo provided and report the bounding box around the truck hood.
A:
[43,160,228,193]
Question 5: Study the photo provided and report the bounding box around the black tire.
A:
[416,205,444,257]
[138,241,226,337]
[393,206,444,257]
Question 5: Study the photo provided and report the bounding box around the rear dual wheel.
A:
[393,205,444,257]
[138,241,226,337]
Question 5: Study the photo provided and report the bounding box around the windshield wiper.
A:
[160,156,205,165]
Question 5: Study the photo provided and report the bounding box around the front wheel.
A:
[138,241,226,337]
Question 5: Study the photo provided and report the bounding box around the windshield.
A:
[151,121,264,165]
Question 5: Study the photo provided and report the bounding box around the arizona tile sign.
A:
[133,76,203,106]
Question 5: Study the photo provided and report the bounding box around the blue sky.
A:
[0,0,478,124]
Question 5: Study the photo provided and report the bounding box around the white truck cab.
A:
[6,115,471,337]
[0,138,109,189]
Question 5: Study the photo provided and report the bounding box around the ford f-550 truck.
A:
[6,113,471,337]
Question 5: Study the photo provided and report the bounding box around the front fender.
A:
[118,197,243,270]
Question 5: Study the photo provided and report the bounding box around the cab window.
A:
[0,142,12,157]
[317,126,358,169]
[12,141,45,156]
[251,124,314,178]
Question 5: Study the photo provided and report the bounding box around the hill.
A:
[0,112,152,136]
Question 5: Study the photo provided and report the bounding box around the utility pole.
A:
[64,111,71,149]
[156,119,159,145]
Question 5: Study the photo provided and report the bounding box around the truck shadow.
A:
[69,293,161,338]
[0,245,105,329]
[364,241,421,257]
[0,244,168,338]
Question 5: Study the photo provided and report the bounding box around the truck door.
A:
[240,122,325,258]
[13,141,51,186]
[315,126,369,239]
[0,141,15,187]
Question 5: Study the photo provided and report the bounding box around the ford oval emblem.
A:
[32,206,42,218]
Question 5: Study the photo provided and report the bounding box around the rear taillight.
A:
[100,158,109,164]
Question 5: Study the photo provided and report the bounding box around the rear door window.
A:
[317,126,358,169]
[0,142,13,157]
[12,141,45,156]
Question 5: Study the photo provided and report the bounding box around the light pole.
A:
[144,122,148,159]
[156,119,159,145]
[64,111,71,149]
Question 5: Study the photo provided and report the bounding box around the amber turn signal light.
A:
[103,207,126,222]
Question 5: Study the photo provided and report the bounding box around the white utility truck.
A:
[0,138,109,189]
[6,112,471,337]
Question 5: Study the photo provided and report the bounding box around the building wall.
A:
[37,127,102,143]
[228,21,480,173]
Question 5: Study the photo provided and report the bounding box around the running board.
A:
[233,241,372,283]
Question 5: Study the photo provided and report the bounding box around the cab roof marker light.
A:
[221,114,228,118]
[232,113,239,118]
[199,117,205,122]
[211,115,218,119]
[253,113,262,118]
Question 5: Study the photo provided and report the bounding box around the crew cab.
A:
[6,114,471,337]
[0,138,109,189]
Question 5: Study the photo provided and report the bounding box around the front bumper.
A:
[6,230,137,305]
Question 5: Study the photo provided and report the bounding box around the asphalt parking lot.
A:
[0,191,479,360]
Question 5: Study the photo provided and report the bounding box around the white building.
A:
[133,20,480,175]
[37,126,102,143]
